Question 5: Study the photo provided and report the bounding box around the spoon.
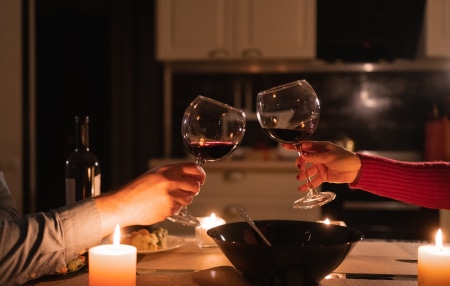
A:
[235,206,272,246]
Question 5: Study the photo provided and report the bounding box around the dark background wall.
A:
[32,0,450,213]
[34,0,163,212]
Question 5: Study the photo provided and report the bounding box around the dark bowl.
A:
[207,220,363,286]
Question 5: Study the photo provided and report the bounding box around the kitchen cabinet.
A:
[424,0,450,57]
[149,159,321,235]
[156,0,316,60]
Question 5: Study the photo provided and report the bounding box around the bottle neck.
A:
[75,116,90,151]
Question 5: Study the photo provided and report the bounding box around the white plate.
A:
[137,235,185,254]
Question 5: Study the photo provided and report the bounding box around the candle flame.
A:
[436,228,443,251]
[199,213,224,229]
[324,218,330,225]
[113,224,121,246]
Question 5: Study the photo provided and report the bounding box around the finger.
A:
[298,184,308,192]
[308,175,324,189]
[297,140,315,150]
[170,202,184,216]
[297,175,323,192]
[296,158,317,173]
[281,143,298,151]
[177,163,206,185]
[174,179,201,196]
[158,164,204,195]
[170,188,196,205]
[296,166,310,180]
[304,164,319,178]
[179,194,194,205]
[296,166,319,183]
[295,155,308,168]
[300,141,335,154]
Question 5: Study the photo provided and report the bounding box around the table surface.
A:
[24,238,424,286]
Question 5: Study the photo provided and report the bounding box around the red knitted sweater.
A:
[350,153,450,210]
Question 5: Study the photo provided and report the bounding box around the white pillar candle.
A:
[89,225,137,286]
[418,229,450,286]
[196,213,226,248]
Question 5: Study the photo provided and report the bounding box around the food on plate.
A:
[121,227,169,251]
[57,255,86,274]
[151,227,169,249]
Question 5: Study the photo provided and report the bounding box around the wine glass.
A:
[167,95,246,226]
[256,80,335,209]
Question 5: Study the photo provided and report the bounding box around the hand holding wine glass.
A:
[256,80,335,209]
[167,95,246,226]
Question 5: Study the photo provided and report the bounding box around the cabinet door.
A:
[425,0,450,57]
[187,168,321,223]
[236,0,316,59]
[156,0,233,60]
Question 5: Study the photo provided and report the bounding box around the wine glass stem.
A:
[177,206,189,217]
[195,158,205,166]
[295,144,317,195]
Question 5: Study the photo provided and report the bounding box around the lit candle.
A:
[89,225,137,286]
[418,229,450,285]
[195,213,226,248]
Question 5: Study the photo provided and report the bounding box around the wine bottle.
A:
[65,115,101,205]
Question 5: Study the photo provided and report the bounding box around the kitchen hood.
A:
[317,0,426,62]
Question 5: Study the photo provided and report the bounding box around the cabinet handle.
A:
[241,48,262,58]
[208,48,230,59]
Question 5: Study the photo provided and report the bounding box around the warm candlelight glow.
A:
[113,224,120,246]
[324,218,330,225]
[89,224,137,286]
[436,228,443,251]
[201,213,220,228]
[418,228,450,285]
[196,213,226,248]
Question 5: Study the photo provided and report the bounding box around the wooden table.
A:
[24,238,422,285]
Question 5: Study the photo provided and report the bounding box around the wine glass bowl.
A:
[168,95,246,226]
[256,80,335,209]
[181,96,246,165]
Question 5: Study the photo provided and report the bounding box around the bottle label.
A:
[65,174,101,205]
[65,178,76,205]
[93,174,101,197]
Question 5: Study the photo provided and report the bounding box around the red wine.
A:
[65,116,101,205]
[262,128,312,143]
[186,141,236,161]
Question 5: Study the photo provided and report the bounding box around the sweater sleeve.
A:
[349,153,450,210]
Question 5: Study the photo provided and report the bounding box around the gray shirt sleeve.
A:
[0,172,103,285]
[0,172,20,219]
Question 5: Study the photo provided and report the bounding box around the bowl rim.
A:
[207,219,364,247]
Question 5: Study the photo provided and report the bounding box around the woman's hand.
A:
[282,141,361,192]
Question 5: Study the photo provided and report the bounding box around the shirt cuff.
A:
[58,198,103,260]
